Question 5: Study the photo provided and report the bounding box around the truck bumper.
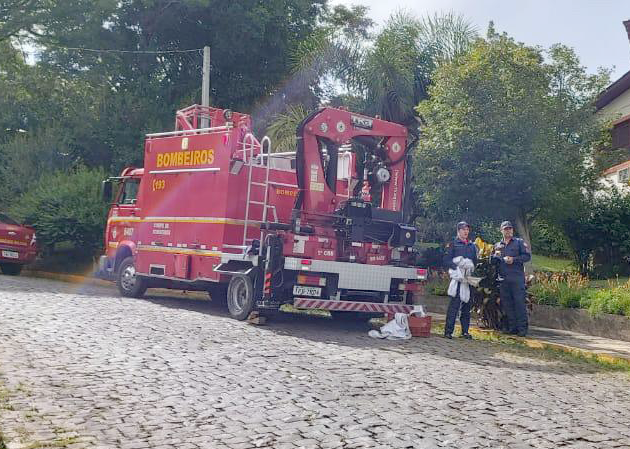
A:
[0,245,37,265]
[94,255,115,281]
[294,298,413,314]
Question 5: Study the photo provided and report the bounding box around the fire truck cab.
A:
[98,105,426,320]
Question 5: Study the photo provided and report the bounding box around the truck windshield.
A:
[117,179,140,205]
[0,213,19,225]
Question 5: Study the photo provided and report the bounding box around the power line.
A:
[46,44,203,54]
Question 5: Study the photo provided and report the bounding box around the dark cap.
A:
[456,221,470,230]
[500,220,513,230]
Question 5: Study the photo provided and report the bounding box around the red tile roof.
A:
[603,159,630,175]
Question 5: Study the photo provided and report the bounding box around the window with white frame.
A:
[619,168,629,184]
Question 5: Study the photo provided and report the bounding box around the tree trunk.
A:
[514,211,533,275]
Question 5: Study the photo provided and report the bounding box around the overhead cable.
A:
[46,44,203,54]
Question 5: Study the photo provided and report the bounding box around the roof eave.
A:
[596,69,630,111]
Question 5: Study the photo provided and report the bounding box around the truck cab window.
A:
[117,179,140,205]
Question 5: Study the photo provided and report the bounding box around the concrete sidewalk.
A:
[526,325,630,362]
[429,312,630,364]
[21,269,630,365]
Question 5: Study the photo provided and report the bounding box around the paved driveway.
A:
[0,275,629,449]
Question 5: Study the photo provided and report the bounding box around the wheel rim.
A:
[121,264,137,291]
[230,277,249,314]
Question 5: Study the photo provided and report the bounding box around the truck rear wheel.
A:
[0,263,22,276]
[227,274,255,320]
[117,256,147,298]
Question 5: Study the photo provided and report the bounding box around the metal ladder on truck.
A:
[241,134,276,256]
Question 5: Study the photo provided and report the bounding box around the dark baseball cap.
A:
[500,220,513,230]
[456,221,470,230]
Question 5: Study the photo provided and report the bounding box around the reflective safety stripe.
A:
[294,298,413,314]
[107,216,260,226]
[0,238,28,246]
[137,245,221,257]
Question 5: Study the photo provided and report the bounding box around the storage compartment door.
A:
[175,254,190,279]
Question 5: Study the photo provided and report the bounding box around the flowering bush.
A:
[528,272,590,309]
[587,279,630,317]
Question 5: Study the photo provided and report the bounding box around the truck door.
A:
[107,177,141,250]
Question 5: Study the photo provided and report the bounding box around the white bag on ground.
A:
[368,313,411,340]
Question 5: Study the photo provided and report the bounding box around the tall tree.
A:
[34,0,327,113]
[415,28,609,248]
[267,10,476,152]
[1,0,332,171]
[360,11,476,125]
[0,0,54,41]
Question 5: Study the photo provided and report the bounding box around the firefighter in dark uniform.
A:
[492,221,531,336]
[443,221,478,339]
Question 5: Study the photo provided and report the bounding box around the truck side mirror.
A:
[102,180,113,202]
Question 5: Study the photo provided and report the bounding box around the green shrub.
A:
[531,219,571,258]
[529,272,590,309]
[476,221,502,245]
[426,272,450,296]
[587,282,630,317]
[417,246,446,269]
[529,283,587,308]
[563,192,630,276]
[9,166,109,253]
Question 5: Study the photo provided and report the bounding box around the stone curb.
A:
[19,271,630,366]
[429,315,630,365]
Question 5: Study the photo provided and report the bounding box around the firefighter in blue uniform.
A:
[492,221,531,337]
[443,221,478,339]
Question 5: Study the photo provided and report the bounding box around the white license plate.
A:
[1,250,19,259]
[293,285,321,297]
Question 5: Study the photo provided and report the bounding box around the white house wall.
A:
[598,88,630,120]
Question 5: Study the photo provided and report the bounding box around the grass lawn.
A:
[531,254,574,272]
[529,255,629,289]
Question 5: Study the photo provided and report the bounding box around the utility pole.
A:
[201,46,210,128]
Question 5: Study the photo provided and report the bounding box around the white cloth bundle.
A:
[448,256,475,303]
[368,312,411,340]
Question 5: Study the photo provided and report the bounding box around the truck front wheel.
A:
[117,256,147,298]
[227,274,255,320]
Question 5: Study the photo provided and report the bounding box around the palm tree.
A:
[267,10,477,138]
[360,11,477,125]
[266,104,310,153]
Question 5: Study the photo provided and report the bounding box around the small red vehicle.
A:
[98,105,426,320]
[0,212,37,275]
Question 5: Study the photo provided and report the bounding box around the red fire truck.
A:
[98,105,426,320]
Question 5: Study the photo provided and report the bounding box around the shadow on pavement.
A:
[1,275,608,376]
[139,293,605,376]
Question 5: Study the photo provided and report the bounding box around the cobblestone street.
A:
[0,275,629,449]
